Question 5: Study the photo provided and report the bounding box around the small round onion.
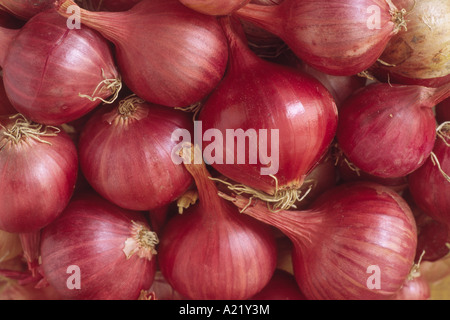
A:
[0,113,78,233]
[40,192,158,300]
[78,95,194,211]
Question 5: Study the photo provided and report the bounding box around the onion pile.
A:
[0,0,448,301]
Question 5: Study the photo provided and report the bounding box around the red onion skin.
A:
[408,130,450,231]
[199,17,338,195]
[224,182,418,300]
[336,83,446,178]
[1,11,120,125]
[235,0,400,76]
[158,146,278,300]
[393,276,431,300]
[251,269,306,300]
[0,115,78,233]
[78,99,194,212]
[0,0,55,20]
[40,193,157,300]
[56,0,228,109]
[179,0,251,16]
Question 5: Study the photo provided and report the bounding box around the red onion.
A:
[235,0,408,76]
[40,192,158,300]
[221,181,418,300]
[0,11,121,126]
[78,95,194,211]
[0,113,78,233]
[393,275,430,300]
[408,122,450,231]
[198,16,338,211]
[251,269,306,300]
[0,0,54,20]
[158,144,278,300]
[336,82,450,178]
[179,0,251,16]
[56,0,228,109]
[375,0,450,86]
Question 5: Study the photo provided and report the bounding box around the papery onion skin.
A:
[56,0,229,109]
[179,0,251,16]
[1,11,120,126]
[199,17,338,195]
[376,0,450,83]
[408,127,450,231]
[224,182,418,300]
[0,114,78,233]
[235,0,403,76]
[78,97,194,211]
[40,193,157,300]
[336,83,441,178]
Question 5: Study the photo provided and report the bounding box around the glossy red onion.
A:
[375,0,450,85]
[179,0,251,16]
[408,123,450,230]
[336,82,450,178]
[0,11,121,125]
[251,269,306,300]
[198,16,338,210]
[0,113,78,233]
[393,275,430,300]
[158,144,278,300]
[0,0,54,20]
[56,0,228,108]
[222,182,418,300]
[78,95,194,211]
[235,0,407,76]
[40,193,158,300]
